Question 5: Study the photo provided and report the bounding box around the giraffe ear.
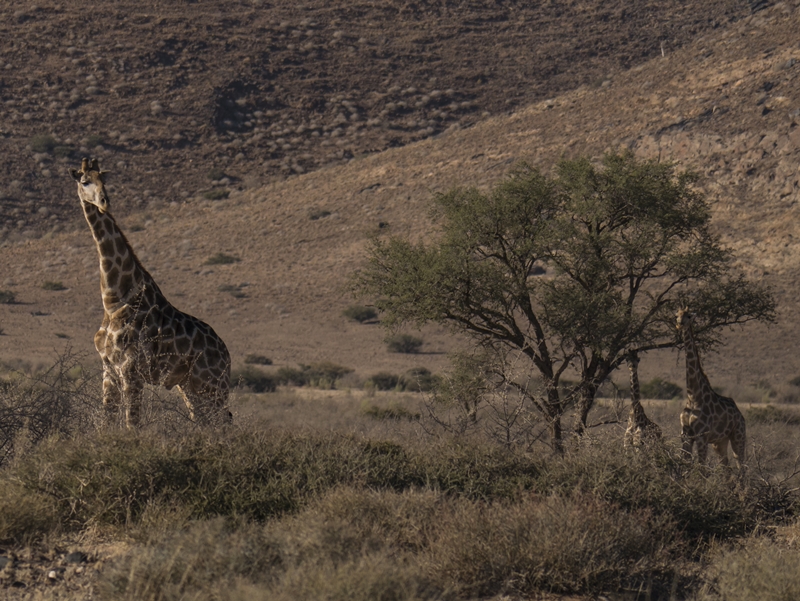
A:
[69,168,82,181]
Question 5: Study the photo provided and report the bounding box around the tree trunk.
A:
[546,386,564,454]
[574,382,597,436]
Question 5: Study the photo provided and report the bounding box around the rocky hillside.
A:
[1,0,754,238]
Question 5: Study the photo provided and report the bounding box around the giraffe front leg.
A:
[122,375,144,428]
[680,428,694,460]
[695,437,709,464]
[101,363,122,426]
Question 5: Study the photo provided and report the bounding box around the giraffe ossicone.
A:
[676,308,746,469]
[70,158,232,427]
[623,350,662,448]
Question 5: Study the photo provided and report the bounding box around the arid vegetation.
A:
[1,357,800,600]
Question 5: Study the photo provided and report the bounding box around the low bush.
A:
[205,253,241,265]
[399,367,439,392]
[275,362,354,389]
[0,290,15,304]
[745,404,800,425]
[342,305,378,323]
[203,189,230,201]
[362,403,420,421]
[699,539,800,601]
[640,377,683,400]
[387,334,423,354]
[365,372,400,391]
[243,354,272,366]
[232,366,277,393]
[30,134,57,153]
[428,492,678,597]
[42,281,66,291]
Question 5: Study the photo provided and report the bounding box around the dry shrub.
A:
[427,492,678,597]
[0,350,100,466]
[0,480,60,544]
[269,553,432,601]
[699,538,800,601]
[98,518,282,601]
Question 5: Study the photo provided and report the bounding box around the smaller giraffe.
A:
[623,350,662,448]
[676,308,746,469]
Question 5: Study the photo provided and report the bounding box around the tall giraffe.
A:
[675,308,745,468]
[70,158,231,427]
[623,350,662,448]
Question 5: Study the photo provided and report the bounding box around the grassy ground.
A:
[1,360,800,600]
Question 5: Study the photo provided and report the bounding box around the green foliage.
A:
[205,253,241,265]
[244,354,272,366]
[342,305,379,323]
[232,366,277,393]
[353,151,776,445]
[0,290,15,304]
[386,334,423,354]
[29,134,57,153]
[203,188,230,200]
[640,377,683,400]
[42,280,66,291]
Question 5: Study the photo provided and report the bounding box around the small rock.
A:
[47,570,58,580]
[0,555,10,569]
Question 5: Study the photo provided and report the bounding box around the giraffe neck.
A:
[681,325,712,404]
[82,201,158,312]
[628,358,643,409]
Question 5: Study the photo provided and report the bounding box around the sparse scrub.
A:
[399,367,439,392]
[640,377,683,400]
[232,366,277,393]
[0,351,99,468]
[244,354,272,365]
[428,492,677,597]
[387,333,423,354]
[362,403,420,421]
[42,280,66,291]
[343,304,378,323]
[309,207,331,220]
[745,404,800,425]
[203,188,230,201]
[205,252,241,265]
[276,362,354,389]
[219,283,247,298]
[207,167,227,181]
[84,134,104,148]
[698,539,800,601]
[29,133,57,153]
[0,290,15,304]
[365,372,400,391]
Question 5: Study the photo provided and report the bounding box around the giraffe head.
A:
[70,158,110,213]
[627,349,640,367]
[675,308,695,332]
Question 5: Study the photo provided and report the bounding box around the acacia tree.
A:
[353,152,775,451]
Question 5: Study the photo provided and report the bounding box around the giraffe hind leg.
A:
[711,440,730,467]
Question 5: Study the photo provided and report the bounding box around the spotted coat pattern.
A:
[71,159,231,427]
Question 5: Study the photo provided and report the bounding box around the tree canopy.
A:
[353,152,775,450]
